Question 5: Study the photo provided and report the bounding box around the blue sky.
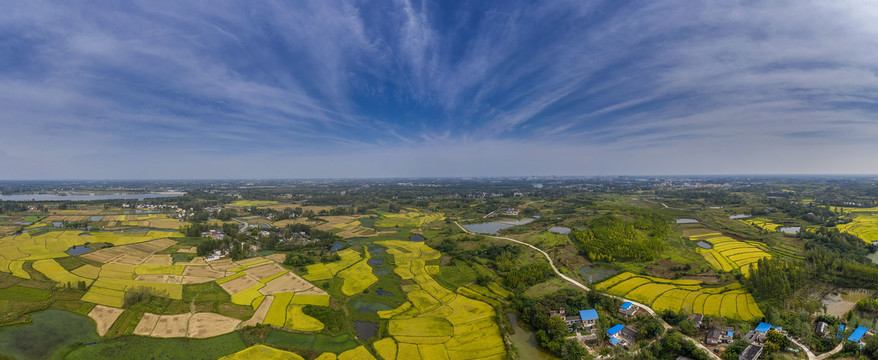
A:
[1,0,877,179]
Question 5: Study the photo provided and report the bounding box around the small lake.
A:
[410,234,425,242]
[52,222,63,227]
[505,313,558,360]
[376,288,395,296]
[579,265,619,284]
[676,219,699,224]
[329,243,344,251]
[821,288,874,317]
[0,309,100,360]
[348,299,394,313]
[696,241,713,249]
[366,244,393,276]
[463,218,535,235]
[0,192,185,202]
[778,227,801,234]
[89,216,103,221]
[66,245,93,256]
[548,227,571,234]
[354,321,378,340]
[729,214,751,220]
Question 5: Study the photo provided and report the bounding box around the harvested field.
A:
[142,254,173,265]
[244,263,286,281]
[88,305,125,336]
[220,275,260,295]
[133,313,161,336]
[265,253,286,262]
[187,312,242,338]
[183,265,225,279]
[240,295,274,328]
[209,259,239,271]
[151,313,192,338]
[134,274,183,284]
[259,272,316,295]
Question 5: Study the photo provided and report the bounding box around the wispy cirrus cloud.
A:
[1,0,877,178]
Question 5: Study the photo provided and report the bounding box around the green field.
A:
[0,309,100,360]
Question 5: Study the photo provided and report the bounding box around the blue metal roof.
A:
[621,302,632,309]
[607,324,624,336]
[755,322,771,333]
[579,309,599,321]
[838,325,846,339]
[727,331,733,337]
[848,326,868,342]
[609,337,621,345]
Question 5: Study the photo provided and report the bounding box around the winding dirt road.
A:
[454,222,722,360]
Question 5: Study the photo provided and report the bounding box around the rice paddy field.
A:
[837,214,878,244]
[313,215,379,238]
[741,218,782,231]
[595,272,764,321]
[374,209,445,229]
[375,240,507,360]
[688,233,771,275]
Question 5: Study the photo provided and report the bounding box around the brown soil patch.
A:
[142,254,173,265]
[295,287,328,296]
[177,247,197,253]
[265,253,286,263]
[133,313,160,336]
[240,295,274,328]
[135,274,183,284]
[110,253,151,266]
[181,276,216,284]
[219,275,260,295]
[88,305,125,336]
[187,313,241,338]
[151,313,192,338]
[244,263,286,281]
[82,250,125,264]
[259,272,315,295]
[183,266,225,279]
[208,259,238,271]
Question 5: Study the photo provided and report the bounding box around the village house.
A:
[738,344,763,360]
[689,314,704,329]
[499,207,520,215]
[549,308,599,331]
[606,324,638,348]
[706,327,734,344]
[815,321,829,336]
[201,229,225,240]
[618,301,639,318]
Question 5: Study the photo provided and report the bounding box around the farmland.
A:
[374,209,445,229]
[741,218,782,231]
[837,213,878,244]
[596,272,764,321]
[376,240,507,360]
[689,233,771,275]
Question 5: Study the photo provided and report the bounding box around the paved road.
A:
[454,222,722,360]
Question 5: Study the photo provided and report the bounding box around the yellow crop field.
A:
[81,286,125,307]
[8,260,29,279]
[230,200,279,207]
[374,209,445,228]
[596,272,762,320]
[373,338,397,360]
[219,345,304,360]
[72,264,101,279]
[304,249,362,281]
[284,304,323,332]
[338,346,377,360]
[265,292,294,327]
[135,264,185,275]
[338,259,378,296]
[604,277,651,295]
[694,235,770,276]
[837,214,878,243]
[831,206,878,213]
[0,230,182,265]
[377,240,505,359]
[33,259,94,286]
[741,218,782,231]
[231,284,266,306]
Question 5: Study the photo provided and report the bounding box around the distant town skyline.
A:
[2,1,877,179]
